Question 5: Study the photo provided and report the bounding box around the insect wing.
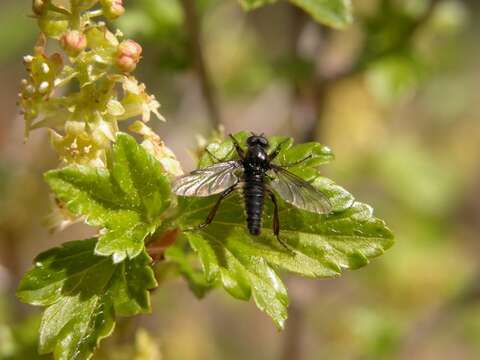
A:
[270,165,332,214]
[173,160,241,197]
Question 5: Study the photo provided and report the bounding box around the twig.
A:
[281,300,305,360]
[179,0,222,130]
[284,7,324,143]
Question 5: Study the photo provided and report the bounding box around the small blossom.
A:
[44,196,83,233]
[50,122,109,165]
[60,30,88,57]
[21,0,165,165]
[115,76,165,122]
[85,26,119,50]
[129,121,183,177]
[116,40,142,73]
[19,49,65,136]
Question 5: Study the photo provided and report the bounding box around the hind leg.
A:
[269,191,293,253]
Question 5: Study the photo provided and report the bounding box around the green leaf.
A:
[176,133,393,327]
[289,0,353,29]
[16,239,157,360]
[238,0,277,11]
[45,133,171,263]
[238,0,353,30]
[165,244,213,298]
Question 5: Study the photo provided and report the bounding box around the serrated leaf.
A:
[289,0,353,29]
[176,133,393,327]
[45,133,171,263]
[16,239,157,360]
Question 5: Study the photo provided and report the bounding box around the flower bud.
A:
[38,17,69,38]
[32,0,47,15]
[115,40,142,72]
[101,0,125,19]
[60,30,87,57]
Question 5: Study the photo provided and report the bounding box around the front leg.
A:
[205,146,234,163]
[268,139,290,161]
[229,134,245,160]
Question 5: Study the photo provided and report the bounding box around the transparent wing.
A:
[270,165,332,214]
[172,161,242,197]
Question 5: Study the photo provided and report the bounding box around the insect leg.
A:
[197,185,237,229]
[268,139,290,161]
[205,148,223,163]
[282,154,313,168]
[269,191,293,253]
[205,146,235,163]
[229,134,245,159]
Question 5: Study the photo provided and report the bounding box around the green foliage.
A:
[239,0,352,29]
[165,244,213,298]
[176,132,394,328]
[45,133,171,263]
[366,54,424,105]
[17,239,156,360]
[17,131,393,358]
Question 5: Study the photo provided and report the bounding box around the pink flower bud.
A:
[60,30,87,57]
[115,40,142,72]
[116,55,137,73]
[118,40,142,59]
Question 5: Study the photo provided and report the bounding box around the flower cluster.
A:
[19,0,164,165]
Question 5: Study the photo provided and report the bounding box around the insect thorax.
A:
[244,145,269,176]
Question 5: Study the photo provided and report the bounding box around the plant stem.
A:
[69,0,81,30]
[179,0,222,130]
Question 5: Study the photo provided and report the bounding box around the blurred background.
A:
[1,0,480,359]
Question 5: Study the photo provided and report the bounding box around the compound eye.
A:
[260,137,268,146]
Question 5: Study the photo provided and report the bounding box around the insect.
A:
[172,133,332,249]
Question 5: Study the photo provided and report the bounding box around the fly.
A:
[172,133,332,249]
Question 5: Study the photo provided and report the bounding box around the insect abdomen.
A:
[244,175,265,236]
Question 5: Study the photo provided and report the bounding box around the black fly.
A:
[172,133,332,249]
